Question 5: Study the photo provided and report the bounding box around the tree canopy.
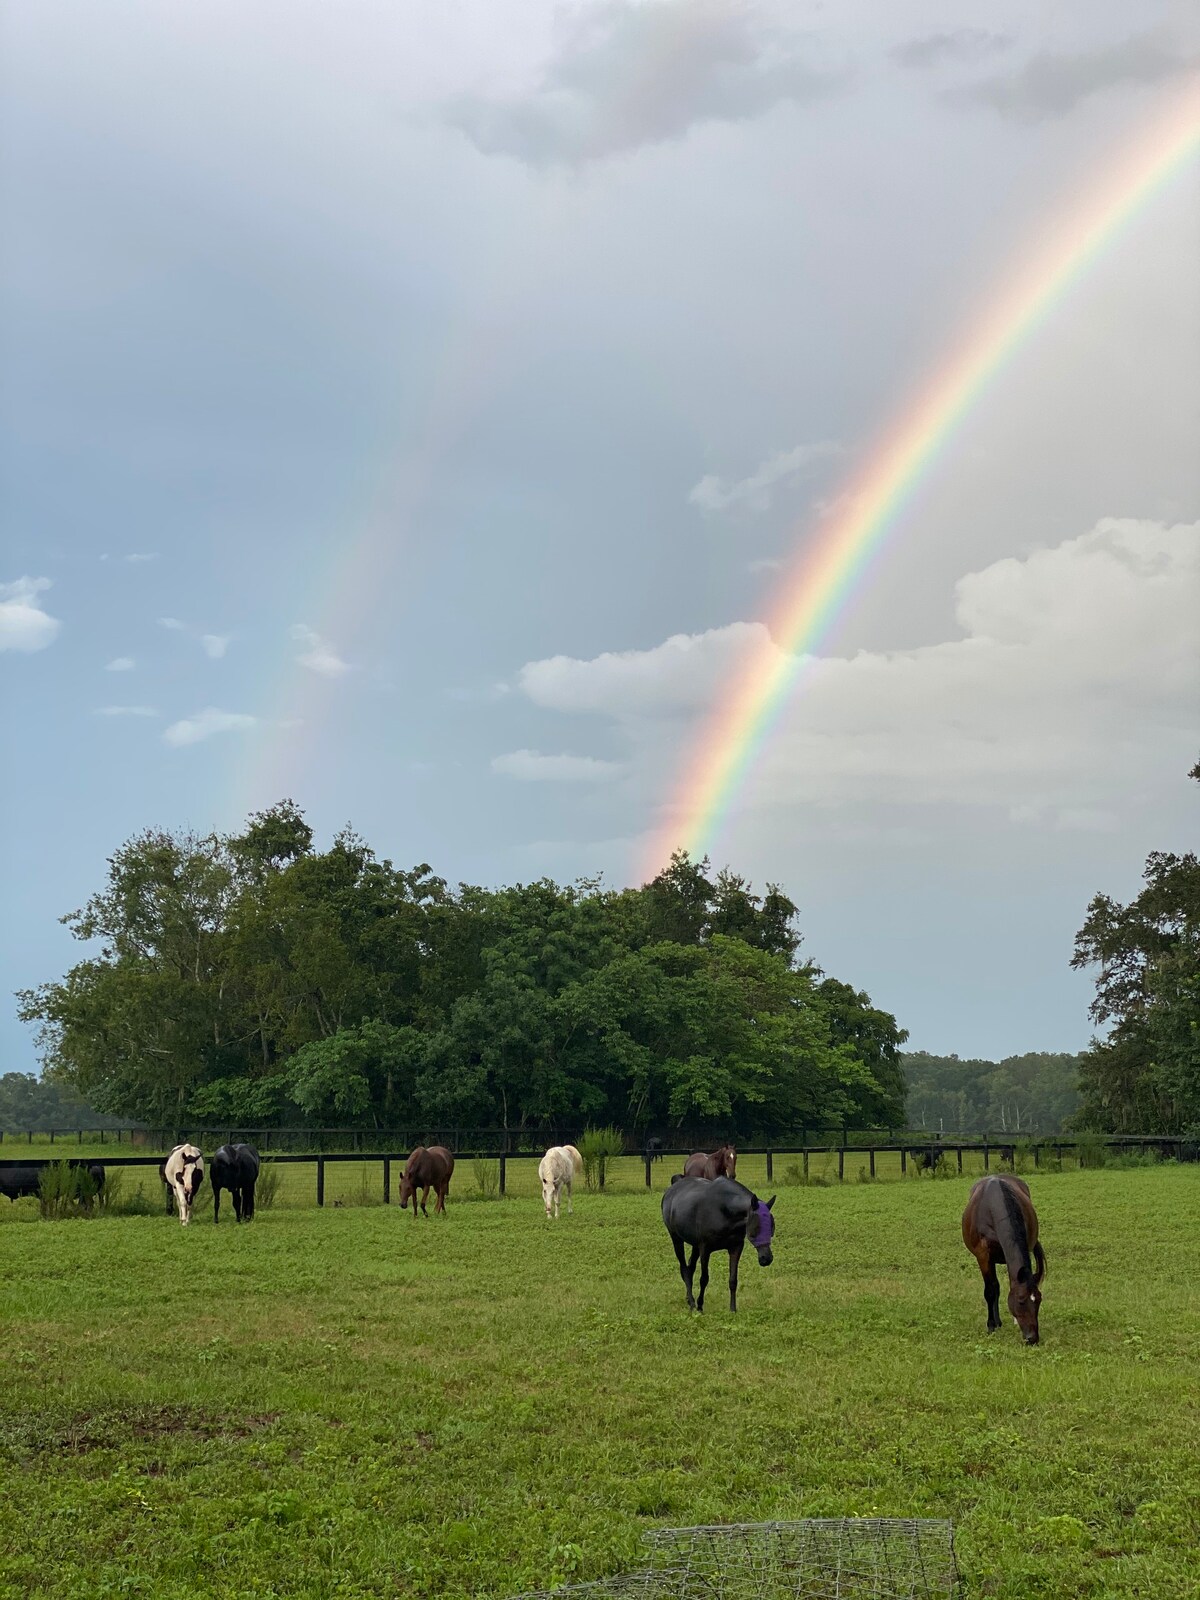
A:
[903,1051,1082,1134]
[1071,761,1200,1132]
[18,806,908,1136]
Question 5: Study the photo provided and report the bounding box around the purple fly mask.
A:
[750,1196,776,1256]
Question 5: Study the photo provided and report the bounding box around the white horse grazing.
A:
[538,1144,583,1218]
[160,1144,205,1226]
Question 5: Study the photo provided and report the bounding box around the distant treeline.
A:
[18,803,909,1140]
[903,1052,1082,1135]
[0,1071,135,1133]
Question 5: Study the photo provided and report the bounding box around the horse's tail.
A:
[564,1144,583,1176]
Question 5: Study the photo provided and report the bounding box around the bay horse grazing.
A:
[160,1144,205,1226]
[538,1144,583,1218]
[661,1176,775,1313]
[210,1143,260,1223]
[683,1144,737,1180]
[398,1145,454,1217]
[962,1173,1046,1344]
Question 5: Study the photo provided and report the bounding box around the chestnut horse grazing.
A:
[398,1145,454,1217]
[962,1174,1046,1344]
[682,1144,737,1180]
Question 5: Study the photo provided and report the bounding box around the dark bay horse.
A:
[211,1143,260,1223]
[962,1173,1046,1344]
[661,1176,775,1312]
[399,1145,454,1217]
[682,1144,737,1180]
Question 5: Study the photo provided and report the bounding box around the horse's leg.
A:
[728,1240,744,1313]
[983,1248,1002,1331]
[213,1185,221,1225]
[566,1176,573,1215]
[232,1187,243,1222]
[696,1247,711,1313]
[421,1184,430,1217]
[673,1236,696,1309]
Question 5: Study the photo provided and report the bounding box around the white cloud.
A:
[95,705,158,718]
[163,708,257,747]
[158,616,186,631]
[291,623,350,677]
[0,577,61,653]
[446,0,847,167]
[519,621,772,716]
[516,518,1200,818]
[491,748,623,782]
[105,656,136,672]
[201,633,230,659]
[689,441,842,514]
[124,551,158,564]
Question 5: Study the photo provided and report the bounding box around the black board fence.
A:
[3,1134,1194,1206]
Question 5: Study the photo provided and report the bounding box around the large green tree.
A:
[1071,762,1200,1132]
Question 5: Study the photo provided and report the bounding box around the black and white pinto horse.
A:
[661,1175,776,1313]
[210,1143,260,1223]
[160,1144,205,1225]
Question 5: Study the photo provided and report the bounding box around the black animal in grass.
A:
[661,1175,776,1313]
[0,1161,105,1203]
[210,1143,261,1223]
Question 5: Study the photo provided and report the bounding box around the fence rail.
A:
[3,1135,1194,1206]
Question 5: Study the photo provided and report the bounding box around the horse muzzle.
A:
[756,1247,773,1267]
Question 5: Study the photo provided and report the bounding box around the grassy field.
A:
[1,1167,1197,1599]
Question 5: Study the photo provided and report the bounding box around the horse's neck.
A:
[991,1185,1031,1276]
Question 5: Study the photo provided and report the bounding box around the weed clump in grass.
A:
[255,1164,281,1209]
[578,1126,623,1190]
[1074,1132,1108,1170]
[472,1157,500,1198]
[37,1161,99,1220]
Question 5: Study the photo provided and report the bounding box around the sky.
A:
[2,0,1198,1070]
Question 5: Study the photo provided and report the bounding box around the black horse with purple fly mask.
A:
[661,1175,776,1313]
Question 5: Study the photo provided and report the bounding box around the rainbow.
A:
[642,84,1200,881]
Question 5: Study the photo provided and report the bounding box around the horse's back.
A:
[427,1145,454,1180]
[682,1152,708,1179]
[663,1176,750,1242]
[963,1172,1036,1247]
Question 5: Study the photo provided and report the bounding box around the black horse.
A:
[661,1176,776,1313]
[210,1144,260,1223]
[0,1161,105,1203]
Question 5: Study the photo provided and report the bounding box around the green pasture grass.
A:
[1,1169,1197,1599]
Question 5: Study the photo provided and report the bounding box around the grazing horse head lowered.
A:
[962,1173,1046,1344]
[160,1144,205,1227]
[398,1145,455,1217]
[662,1176,776,1313]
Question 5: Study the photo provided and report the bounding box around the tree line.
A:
[903,1052,1082,1134]
[18,802,909,1138]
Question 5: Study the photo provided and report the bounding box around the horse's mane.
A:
[997,1178,1033,1280]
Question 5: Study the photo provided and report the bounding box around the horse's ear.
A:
[766,1195,776,1211]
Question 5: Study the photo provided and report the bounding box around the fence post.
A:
[644,1153,652,1189]
[28,1130,33,1144]
[869,1148,875,1179]
[838,1148,845,1182]
[499,1153,507,1196]
[317,1156,325,1208]
[766,1149,774,1182]
[50,1130,55,1145]
[803,1150,809,1182]
[1033,1144,1040,1167]
[983,1142,990,1172]
[901,1147,907,1175]
[383,1157,391,1206]
[956,1147,963,1174]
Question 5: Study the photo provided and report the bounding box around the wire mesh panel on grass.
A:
[645,1519,960,1599]
[511,1519,959,1600]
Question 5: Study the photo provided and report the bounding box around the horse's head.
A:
[179,1148,204,1204]
[540,1170,556,1216]
[398,1171,415,1210]
[1008,1260,1043,1344]
[723,1146,737,1180]
[746,1193,776,1266]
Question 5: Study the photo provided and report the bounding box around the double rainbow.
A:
[642,85,1200,880]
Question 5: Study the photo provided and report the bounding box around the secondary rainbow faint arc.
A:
[641,85,1200,881]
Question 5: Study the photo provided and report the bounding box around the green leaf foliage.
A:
[17,803,908,1136]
